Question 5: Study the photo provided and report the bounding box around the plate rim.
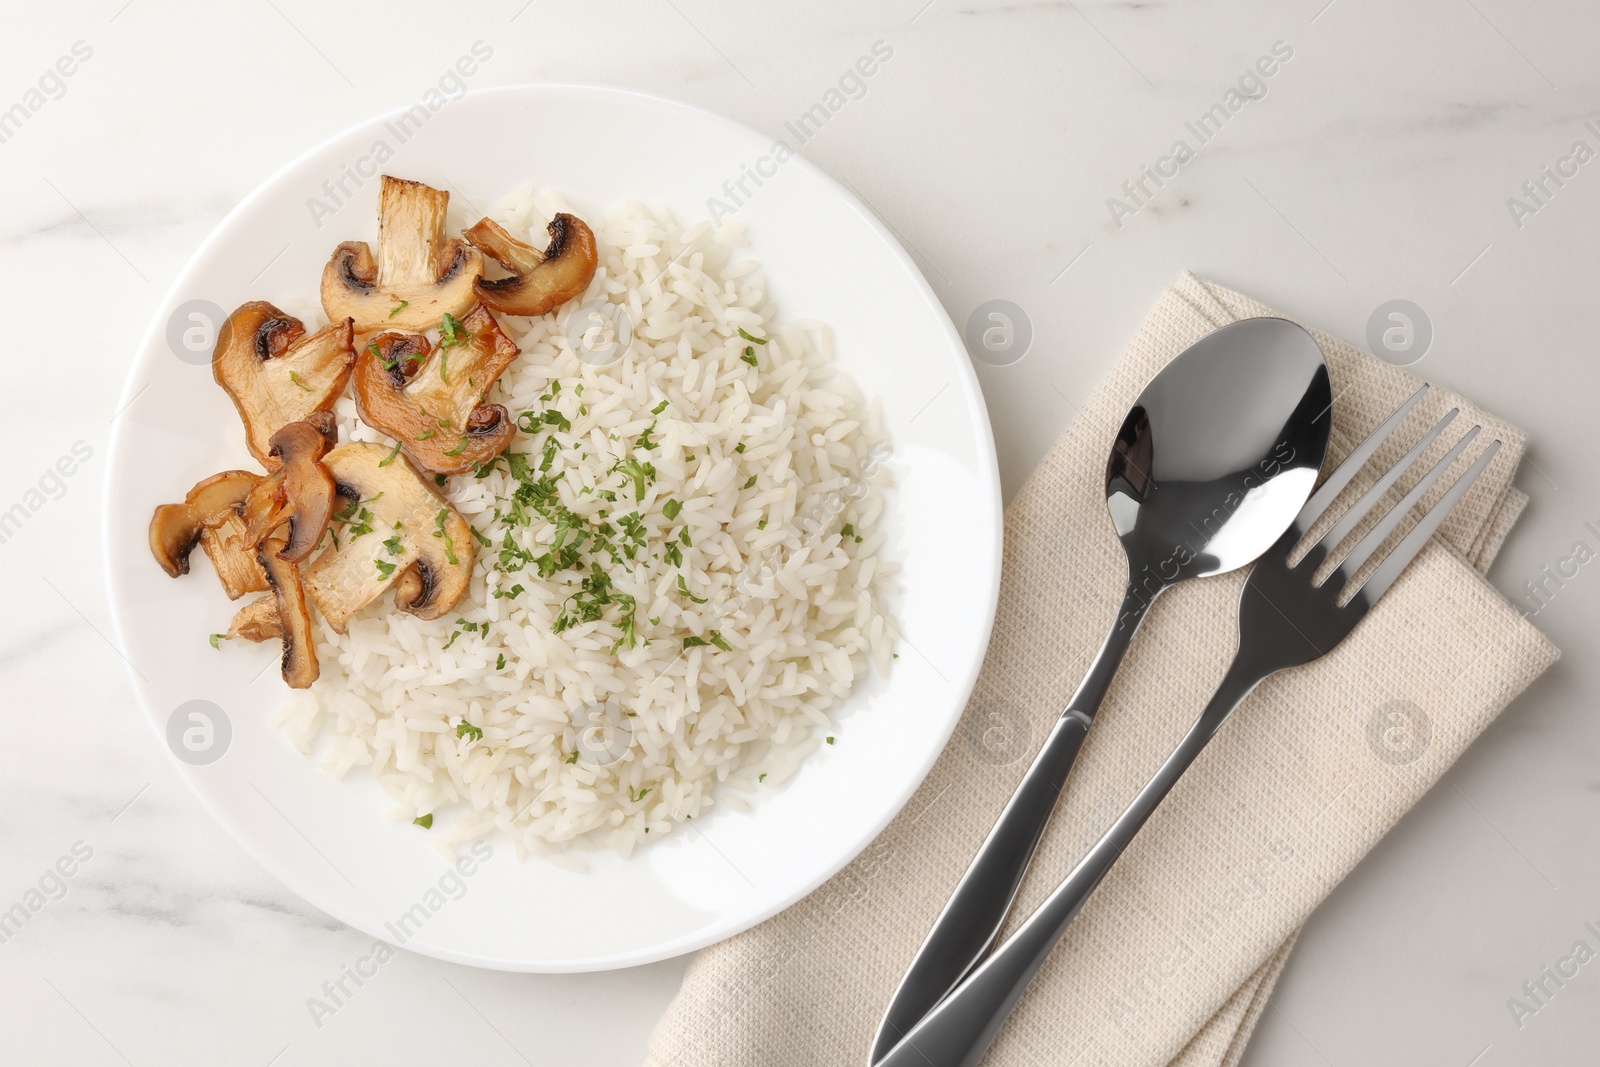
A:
[102,81,1004,971]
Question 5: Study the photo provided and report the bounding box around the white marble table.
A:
[4,1,1598,1063]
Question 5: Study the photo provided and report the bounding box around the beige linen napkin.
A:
[645,274,1558,1067]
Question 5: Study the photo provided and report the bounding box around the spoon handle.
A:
[873,654,1265,1067]
[869,583,1155,1063]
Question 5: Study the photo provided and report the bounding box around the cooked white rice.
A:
[273,188,897,859]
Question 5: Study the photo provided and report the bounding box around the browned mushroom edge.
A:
[256,535,318,688]
[463,214,598,318]
[240,418,338,563]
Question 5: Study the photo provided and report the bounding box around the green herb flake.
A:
[841,523,855,537]
[740,347,758,366]
[662,499,682,520]
[374,558,397,579]
[388,298,410,319]
[496,653,506,670]
[378,440,404,467]
[456,720,484,742]
[677,574,708,604]
[826,736,836,745]
[738,327,767,345]
[742,475,758,489]
[757,519,767,530]
[208,633,225,650]
[288,370,312,392]
[413,813,433,828]
[734,442,746,453]
[651,399,669,415]
[565,751,580,764]
[433,510,458,565]
[414,428,436,441]
[469,525,491,548]
[443,437,469,457]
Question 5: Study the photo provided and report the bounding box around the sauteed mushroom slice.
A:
[240,418,338,564]
[226,595,282,642]
[213,302,355,467]
[321,176,484,332]
[463,214,597,318]
[351,306,519,475]
[150,470,262,578]
[257,535,318,689]
[200,512,270,600]
[304,442,474,633]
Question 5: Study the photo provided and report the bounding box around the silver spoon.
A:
[870,317,1332,1062]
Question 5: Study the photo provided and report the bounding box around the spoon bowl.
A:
[1108,316,1332,594]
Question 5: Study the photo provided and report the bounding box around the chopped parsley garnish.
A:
[374,558,396,579]
[496,653,506,670]
[443,437,468,457]
[565,751,579,764]
[413,813,433,828]
[611,457,656,501]
[378,440,403,467]
[841,523,855,537]
[627,786,652,803]
[662,499,682,520]
[208,633,225,650]
[381,533,403,555]
[288,370,312,392]
[492,583,525,600]
[738,327,767,345]
[635,422,659,451]
[682,630,730,651]
[651,399,669,415]
[415,428,436,441]
[826,736,835,745]
[742,475,758,489]
[677,575,707,604]
[757,519,767,530]
[388,298,410,319]
[734,442,746,454]
[439,312,468,347]
[433,509,458,565]
[759,773,768,782]
[469,525,491,548]
[456,720,484,742]
[740,347,758,366]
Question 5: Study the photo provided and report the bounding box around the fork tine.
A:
[1311,408,1459,558]
[1333,425,1482,586]
[1294,383,1429,534]
[1348,438,1503,605]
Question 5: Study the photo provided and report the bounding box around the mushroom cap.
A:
[213,302,355,467]
[464,213,598,318]
[150,470,262,579]
[321,176,484,333]
[257,535,319,689]
[351,306,520,475]
[304,442,474,633]
[240,418,338,564]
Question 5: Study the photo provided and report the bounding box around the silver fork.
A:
[875,384,1501,1067]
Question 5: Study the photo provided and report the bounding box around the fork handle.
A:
[870,584,1155,1063]
[874,653,1266,1067]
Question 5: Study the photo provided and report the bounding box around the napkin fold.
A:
[645,274,1558,1067]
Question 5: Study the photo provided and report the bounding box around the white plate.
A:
[103,84,1001,972]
